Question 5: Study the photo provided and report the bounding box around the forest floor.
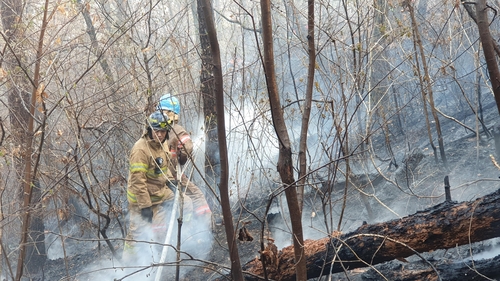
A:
[37,100,500,281]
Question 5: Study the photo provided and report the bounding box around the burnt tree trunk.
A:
[243,188,500,281]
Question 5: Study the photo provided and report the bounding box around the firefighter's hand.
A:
[140,207,153,223]
[166,180,177,192]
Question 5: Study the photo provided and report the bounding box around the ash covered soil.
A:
[40,101,500,281]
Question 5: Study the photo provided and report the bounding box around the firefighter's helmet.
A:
[148,111,171,131]
[158,94,180,114]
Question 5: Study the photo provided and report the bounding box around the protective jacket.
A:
[166,123,211,218]
[127,133,174,209]
[167,123,193,178]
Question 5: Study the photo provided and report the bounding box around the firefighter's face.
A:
[152,129,167,143]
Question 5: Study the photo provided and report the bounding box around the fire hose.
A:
[155,137,203,280]
[154,161,187,281]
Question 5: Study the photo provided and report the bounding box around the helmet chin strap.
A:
[147,127,153,139]
[147,127,169,143]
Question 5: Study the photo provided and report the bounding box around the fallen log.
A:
[242,188,500,281]
[362,253,500,281]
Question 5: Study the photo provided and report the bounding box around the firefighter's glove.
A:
[166,180,178,193]
[178,154,188,166]
[140,207,153,223]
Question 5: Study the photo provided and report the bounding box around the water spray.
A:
[155,160,190,281]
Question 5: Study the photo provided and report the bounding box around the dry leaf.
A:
[12,146,21,157]
[238,226,253,241]
[57,4,66,15]
[491,155,500,170]
[36,83,45,103]
[331,230,342,238]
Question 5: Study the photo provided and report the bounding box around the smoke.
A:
[43,193,214,280]
[181,95,341,249]
[74,215,214,280]
[45,211,98,262]
[266,196,331,249]
[470,245,500,260]
[462,238,500,262]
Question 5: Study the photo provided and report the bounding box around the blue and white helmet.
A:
[157,94,180,114]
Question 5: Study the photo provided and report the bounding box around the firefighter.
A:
[123,110,193,261]
[157,94,213,226]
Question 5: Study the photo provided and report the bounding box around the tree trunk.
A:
[197,0,220,215]
[297,0,315,212]
[1,0,48,279]
[77,0,116,94]
[200,0,243,280]
[472,0,500,158]
[1,0,29,184]
[15,1,52,278]
[24,181,46,276]
[407,1,447,167]
[243,188,500,281]
[259,0,307,280]
[475,0,500,115]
